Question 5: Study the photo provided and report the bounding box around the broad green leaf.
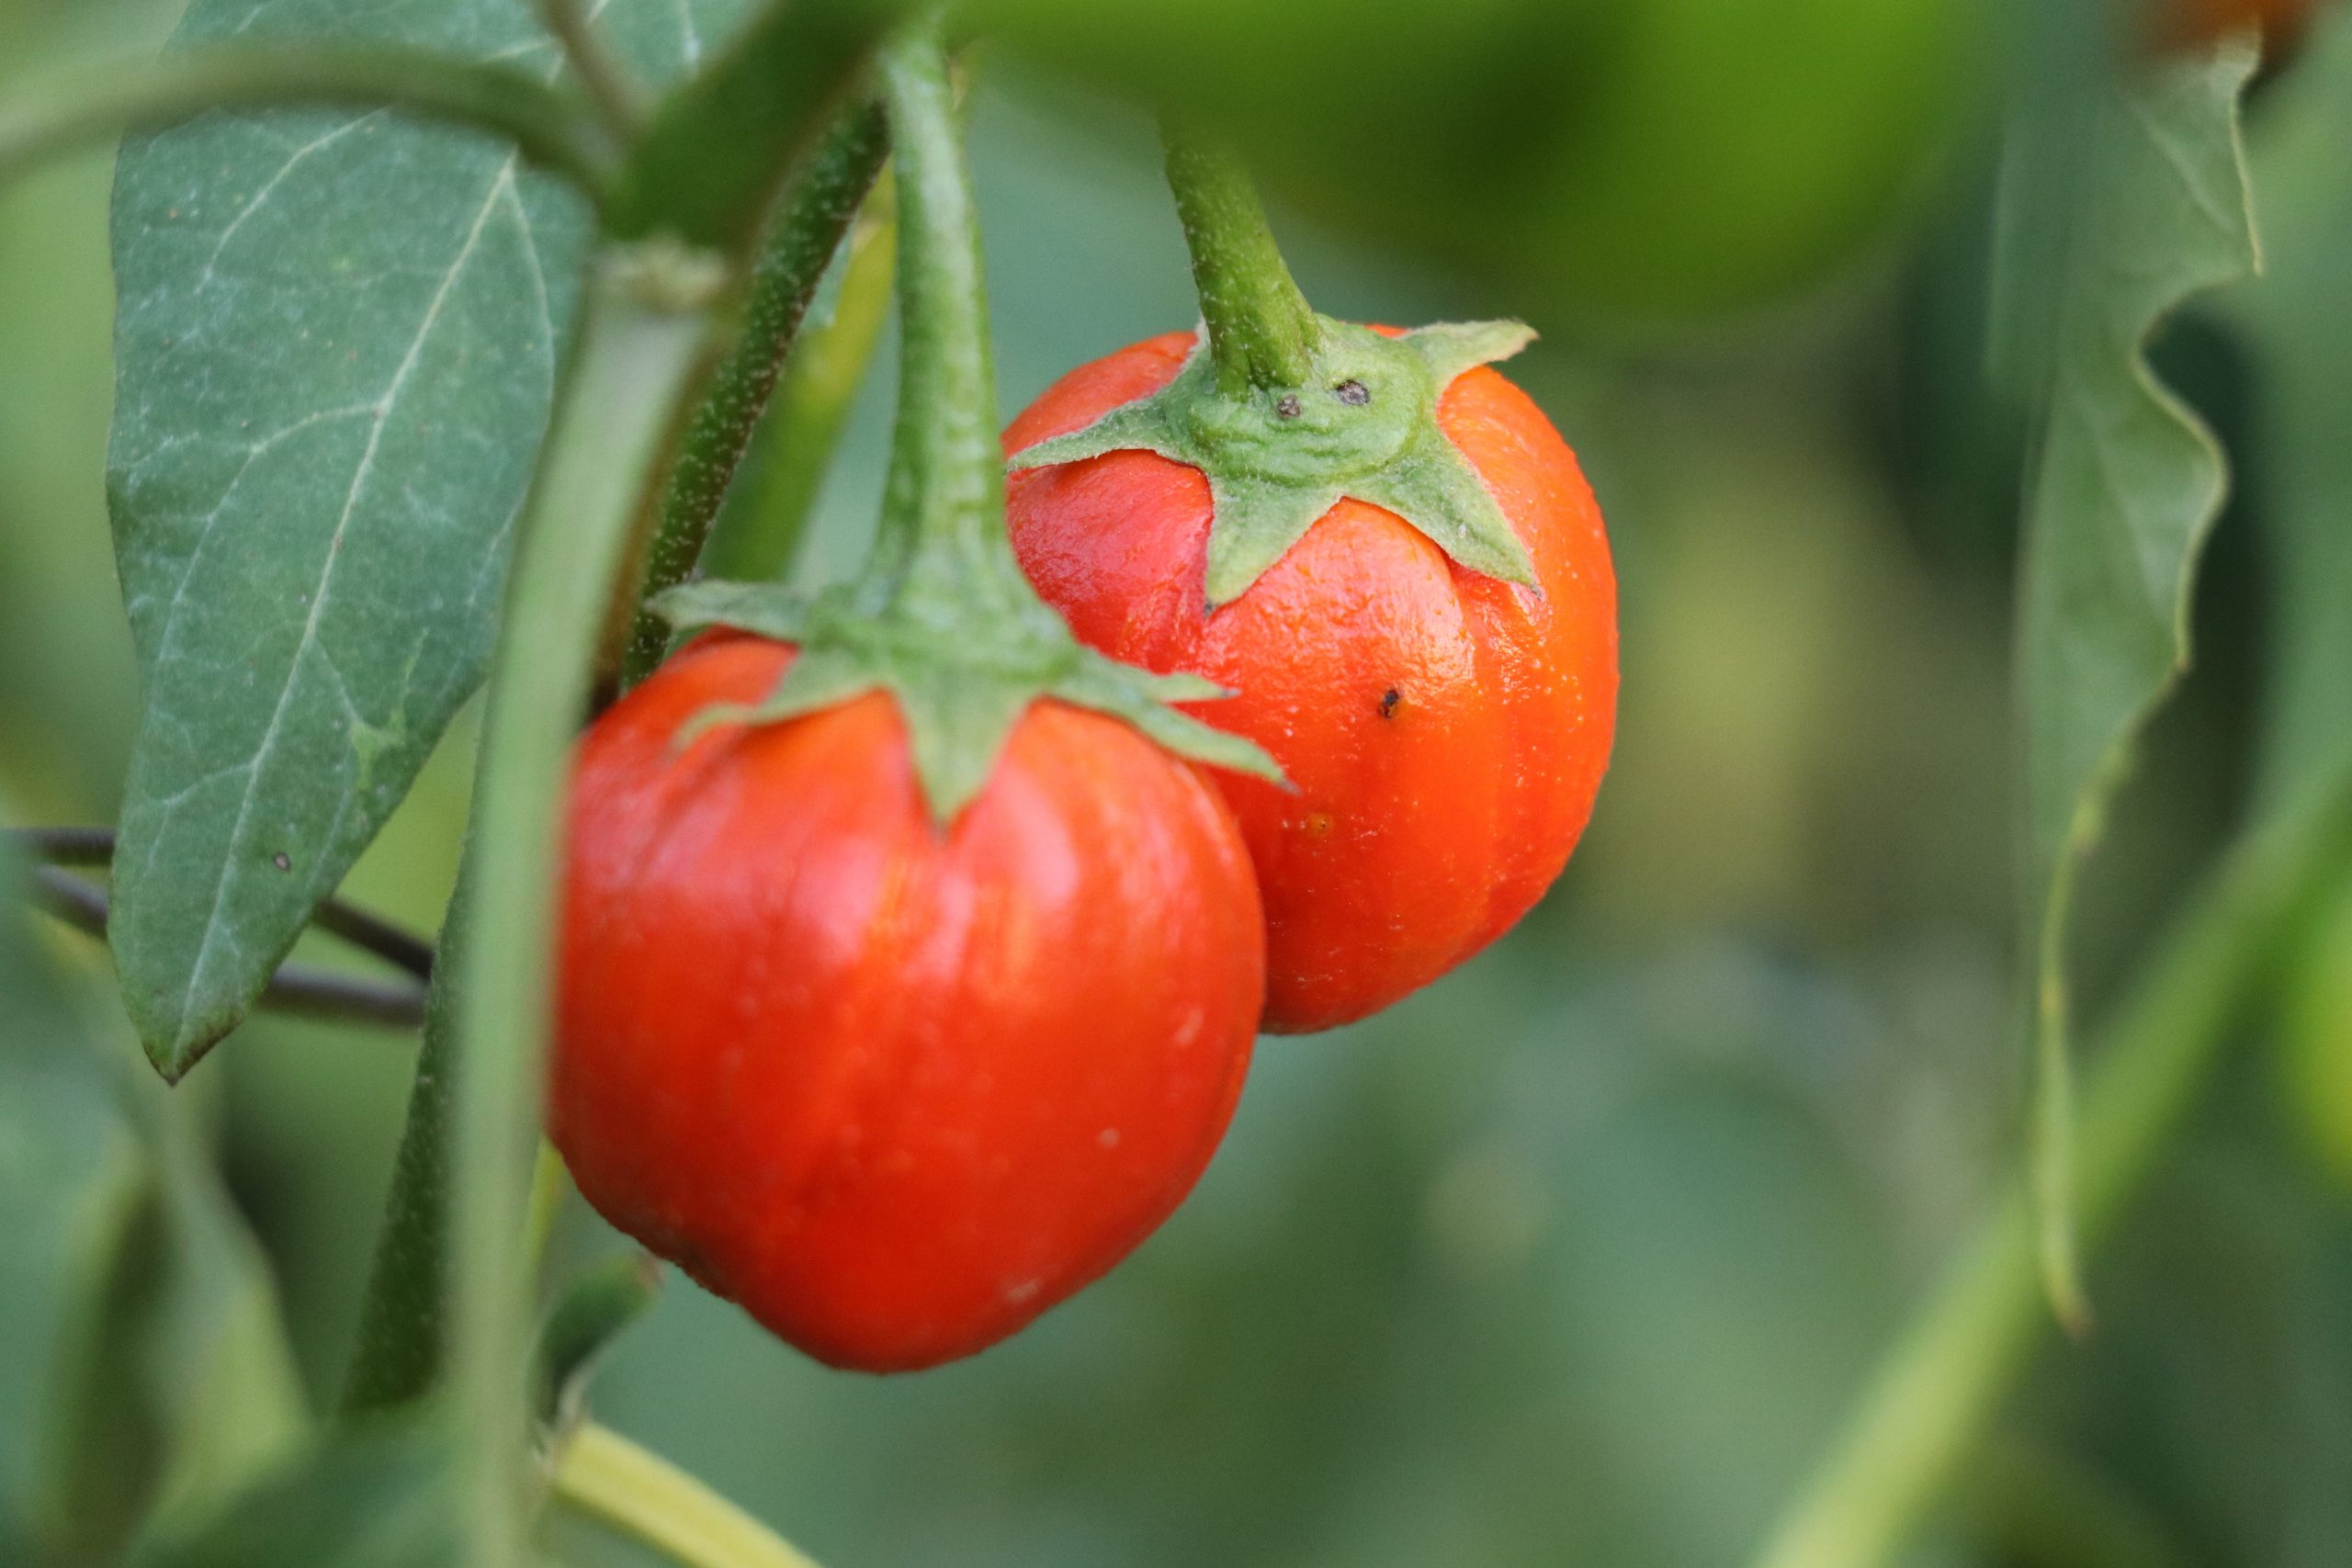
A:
[2006,46,2258,1322]
[107,0,749,1077]
[123,1415,458,1568]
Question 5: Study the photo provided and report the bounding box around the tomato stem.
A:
[644,14,1282,819]
[444,264,711,1568]
[1160,126,1319,397]
[862,20,1054,635]
[1750,766,2352,1568]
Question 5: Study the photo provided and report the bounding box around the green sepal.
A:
[1010,316,1539,607]
[652,580,1287,824]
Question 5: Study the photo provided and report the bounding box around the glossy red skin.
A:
[552,635,1264,1372]
[1006,330,1617,1033]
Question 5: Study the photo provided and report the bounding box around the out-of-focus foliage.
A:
[962,0,1989,329]
[4,3,2352,1567]
[120,1414,456,1568]
[0,840,306,1565]
[2229,13,2352,1186]
[2001,37,2258,1319]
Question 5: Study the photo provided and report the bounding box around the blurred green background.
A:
[6,0,2352,1564]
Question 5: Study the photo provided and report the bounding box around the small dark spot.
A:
[1305,811,1335,840]
[1335,379,1371,407]
[1378,688,1401,718]
[1275,394,1302,419]
[270,852,291,872]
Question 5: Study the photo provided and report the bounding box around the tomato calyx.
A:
[1007,314,1538,607]
[650,576,1281,823]
[642,33,1281,829]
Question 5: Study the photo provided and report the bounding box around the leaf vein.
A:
[174,156,523,1027]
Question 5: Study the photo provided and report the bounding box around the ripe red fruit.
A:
[1006,329,1616,1033]
[551,634,1265,1372]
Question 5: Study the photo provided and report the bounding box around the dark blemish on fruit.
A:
[1275,394,1302,419]
[1305,811,1334,840]
[1335,380,1370,407]
[1378,688,1401,719]
[271,852,291,872]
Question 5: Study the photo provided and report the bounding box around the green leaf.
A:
[2006,45,2259,1324]
[138,1124,308,1530]
[0,875,152,1560]
[0,849,306,1560]
[530,1252,662,1441]
[2228,19,2352,812]
[105,0,750,1078]
[2230,15,2352,1185]
[123,1415,458,1568]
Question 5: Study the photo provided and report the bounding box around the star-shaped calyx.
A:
[1009,317,1539,608]
[650,575,1283,825]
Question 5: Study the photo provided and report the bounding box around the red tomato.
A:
[1005,331,1617,1034]
[551,634,1265,1371]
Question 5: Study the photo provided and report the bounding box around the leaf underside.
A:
[2005,44,2259,1322]
[106,0,750,1077]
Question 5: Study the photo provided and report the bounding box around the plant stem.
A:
[700,166,898,587]
[7,825,115,866]
[0,45,616,197]
[8,825,435,977]
[25,866,428,1028]
[1750,773,2352,1568]
[531,0,647,138]
[553,1423,823,1568]
[605,0,885,250]
[1159,125,1318,397]
[865,26,1045,632]
[342,880,467,1415]
[608,100,891,691]
[431,258,711,1568]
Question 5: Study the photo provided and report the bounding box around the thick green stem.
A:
[1751,773,2352,1568]
[1160,126,1318,397]
[699,169,898,586]
[445,265,709,1568]
[865,27,1046,632]
[554,1423,821,1568]
[611,101,890,689]
[0,45,615,197]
